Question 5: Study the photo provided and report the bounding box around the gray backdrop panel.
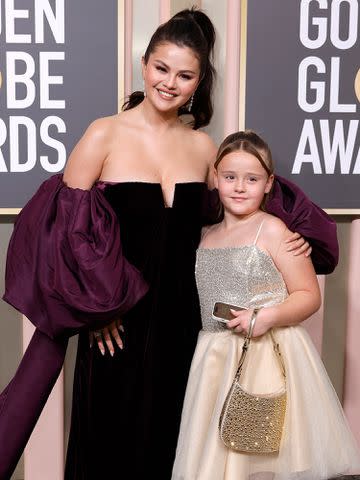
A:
[246,0,359,209]
[0,0,117,208]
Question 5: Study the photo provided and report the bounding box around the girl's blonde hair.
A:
[215,130,274,210]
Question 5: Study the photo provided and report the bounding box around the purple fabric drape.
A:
[267,175,339,274]
[0,175,148,480]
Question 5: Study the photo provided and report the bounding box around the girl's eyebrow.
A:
[221,170,263,176]
[153,59,197,75]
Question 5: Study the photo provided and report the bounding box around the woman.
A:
[0,8,337,480]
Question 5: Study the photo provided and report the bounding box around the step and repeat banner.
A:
[0,0,118,209]
[246,0,359,209]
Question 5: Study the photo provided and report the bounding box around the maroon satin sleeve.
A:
[0,174,148,479]
[3,174,149,338]
[266,175,339,275]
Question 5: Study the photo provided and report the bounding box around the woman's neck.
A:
[138,98,182,133]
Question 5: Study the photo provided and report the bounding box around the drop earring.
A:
[188,93,194,112]
[143,80,147,98]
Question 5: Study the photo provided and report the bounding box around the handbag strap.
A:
[234,308,286,381]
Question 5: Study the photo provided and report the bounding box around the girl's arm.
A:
[228,219,321,337]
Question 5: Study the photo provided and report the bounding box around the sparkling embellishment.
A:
[196,245,287,333]
[219,382,287,454]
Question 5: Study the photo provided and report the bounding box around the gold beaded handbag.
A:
[219,308,287,454]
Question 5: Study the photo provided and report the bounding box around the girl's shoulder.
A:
[259,213,292,248]
[262,213,289,236]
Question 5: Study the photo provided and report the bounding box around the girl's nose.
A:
[234,179,245,192]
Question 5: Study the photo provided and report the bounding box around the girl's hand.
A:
[89,319,124,356]
[285,232,312,257]
[226,308,273,338]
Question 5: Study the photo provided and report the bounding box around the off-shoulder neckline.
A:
[95,180,208,209]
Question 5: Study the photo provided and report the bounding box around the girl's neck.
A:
[221,209,264,231]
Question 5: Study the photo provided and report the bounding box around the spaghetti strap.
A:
[201,225,214,242]
[253,219,265,245]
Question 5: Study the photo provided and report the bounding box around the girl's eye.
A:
[225,175,235,180]
[248,177,258,182]
[180,74,192,80]
[156,66,166,72]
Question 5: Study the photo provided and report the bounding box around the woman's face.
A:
[214,150,274,218]
[142,42,201,113]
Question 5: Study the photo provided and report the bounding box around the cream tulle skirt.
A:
[172,326,360,480]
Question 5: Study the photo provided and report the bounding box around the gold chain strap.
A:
[234,308,286,381]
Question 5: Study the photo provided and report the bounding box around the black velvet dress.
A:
[65,182,208,479]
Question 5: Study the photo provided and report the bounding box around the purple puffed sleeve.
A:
[0,175,148,479]
[266,175,339,274]
[3,174,148,338]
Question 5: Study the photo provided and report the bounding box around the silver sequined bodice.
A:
[195,245,288,332]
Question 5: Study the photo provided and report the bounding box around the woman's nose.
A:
[163,74,177,89]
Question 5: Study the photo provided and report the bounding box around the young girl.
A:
[172,131,360,479]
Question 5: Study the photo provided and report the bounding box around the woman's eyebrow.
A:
[153,59,197,74]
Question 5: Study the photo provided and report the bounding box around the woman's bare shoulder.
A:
[82,115,120,142]
[189,129,217,156]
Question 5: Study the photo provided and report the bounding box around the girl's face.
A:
[142,42,201,114]
[214,150,274,218]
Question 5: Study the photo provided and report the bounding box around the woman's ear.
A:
[141,56,146,78]
[264,174,274,194]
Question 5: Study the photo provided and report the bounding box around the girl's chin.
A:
[223,203,261,217]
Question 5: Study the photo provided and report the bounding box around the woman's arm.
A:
[266,175,339,274]
[63,117,112,189]
[65,117,128,355]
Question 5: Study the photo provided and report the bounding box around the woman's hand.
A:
[285,232,312,257]
[226,308,274,338]
[90,319,124,356]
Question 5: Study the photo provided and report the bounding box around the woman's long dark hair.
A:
[122,8,216,129]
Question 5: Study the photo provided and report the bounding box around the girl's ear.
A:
[213,167,219,189]
[264,174,274,194]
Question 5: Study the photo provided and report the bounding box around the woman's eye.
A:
[156,66,166,72]
[180,74,192,80]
